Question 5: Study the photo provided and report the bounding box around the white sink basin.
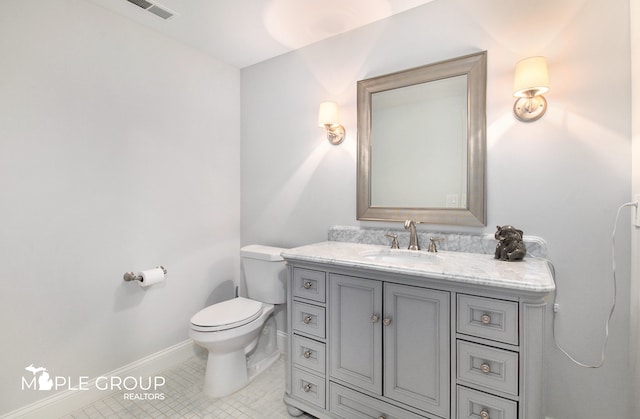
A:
[359,248,441,264]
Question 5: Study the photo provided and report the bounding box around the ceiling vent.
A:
[125,0,175,20]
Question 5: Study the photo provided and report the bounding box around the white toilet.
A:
[189,245,287,398]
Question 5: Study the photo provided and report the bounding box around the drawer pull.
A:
[303,383,312,393]
[383,317,392,326]
[480,314,491,325]
[480,409,490,419]
[303,281,313,289]
[371,314,380,323]
[303,315,313,324]
[480,363,491,374]
[378,416,386,419]
[303,350,313,359]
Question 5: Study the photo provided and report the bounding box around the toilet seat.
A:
[190,297,263,332]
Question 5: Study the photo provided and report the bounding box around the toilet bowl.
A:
[189,297,275,397]
[189,245,287,398]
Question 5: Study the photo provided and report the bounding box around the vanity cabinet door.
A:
[384,283,450,418]
[329,274,383,394]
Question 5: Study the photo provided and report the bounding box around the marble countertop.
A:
[281,241,555,294]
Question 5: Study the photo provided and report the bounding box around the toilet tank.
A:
[240,245,287,304]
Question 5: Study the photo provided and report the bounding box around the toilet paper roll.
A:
[138,267,165,288]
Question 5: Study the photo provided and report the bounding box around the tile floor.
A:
[61,352,314,419]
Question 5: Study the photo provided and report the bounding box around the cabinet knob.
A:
[303,281,313,289]
[303,350,312,359]
[371,314,380,323]
[303,315,313,324]
[480,314,491,325]
[383,318,392,326]
[303,383,312,393]
[480,363,491,374]
[378,416,387,419]
[480,409,490,419]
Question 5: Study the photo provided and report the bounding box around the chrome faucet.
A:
[404,220,420,250]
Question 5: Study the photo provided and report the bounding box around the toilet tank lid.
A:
[240,245,286,261]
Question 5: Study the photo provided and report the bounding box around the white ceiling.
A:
[85,0,435,68]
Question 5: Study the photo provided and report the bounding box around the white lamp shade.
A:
[513,56,549,97]
[318,101,339,127]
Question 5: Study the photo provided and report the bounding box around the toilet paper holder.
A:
[123,266,167,282]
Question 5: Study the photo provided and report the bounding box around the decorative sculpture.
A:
[494,225,526,261]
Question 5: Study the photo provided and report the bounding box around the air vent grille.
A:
[125,0,175,20]
[147,5,173,19]
[127,0,152,9]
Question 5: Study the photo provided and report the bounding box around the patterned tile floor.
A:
[61,352,314,419]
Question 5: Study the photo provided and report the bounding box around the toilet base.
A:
[203,348,248,398]
[202,343,281,398]
[199,312,280,398]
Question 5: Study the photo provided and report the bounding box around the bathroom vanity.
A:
[281,241,555,419]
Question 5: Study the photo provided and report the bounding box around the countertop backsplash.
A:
[328,225,548,259]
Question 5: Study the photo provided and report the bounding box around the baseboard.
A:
[1,340,197,419]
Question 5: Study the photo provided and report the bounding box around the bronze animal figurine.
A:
[494,225,526,261]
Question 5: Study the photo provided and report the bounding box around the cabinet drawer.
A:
[330,382,424,419]
[457,340,519,396]
[457,294,518,345]
[292,302,325,339]
[292,334,326,374]
[457,386,518,419]
[293,268,326,302]
[291,368,325,409]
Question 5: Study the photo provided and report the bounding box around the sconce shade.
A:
[513,56,549,97]
[318,101,339,127]
[317,101,345,145]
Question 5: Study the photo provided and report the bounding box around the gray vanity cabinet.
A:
[328,274,449,417]
[283,245,552,419]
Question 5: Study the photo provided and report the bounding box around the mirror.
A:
[357,51,487,226]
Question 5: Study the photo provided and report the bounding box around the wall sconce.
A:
[513,56,550,122]
[318,101,346,145]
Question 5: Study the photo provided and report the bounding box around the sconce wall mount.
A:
[513,93,547,122]
[318,101,346,145]
[513,56,549,122]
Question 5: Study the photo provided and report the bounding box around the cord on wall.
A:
[543,201,637,368]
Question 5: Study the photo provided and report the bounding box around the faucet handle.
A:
[384,234,399,249]
[428,237,445,253]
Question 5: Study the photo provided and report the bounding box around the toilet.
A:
[189,245,287,398]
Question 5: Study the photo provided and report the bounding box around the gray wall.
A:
[241,1,632,418]
[0,0,241,413]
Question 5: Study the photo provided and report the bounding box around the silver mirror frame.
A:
[356,51,487,226]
